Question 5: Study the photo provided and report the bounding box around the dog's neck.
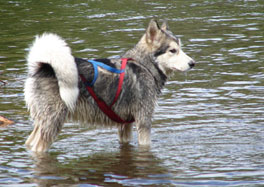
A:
[123,40,167,94]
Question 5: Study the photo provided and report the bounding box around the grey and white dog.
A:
[25,19,195,152]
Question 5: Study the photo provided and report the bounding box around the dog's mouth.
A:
[170,61,196,72]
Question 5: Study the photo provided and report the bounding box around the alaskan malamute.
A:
[25,19,195,152]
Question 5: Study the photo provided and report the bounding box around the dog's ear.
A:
[161,20,168,31]
[146,19,161,44]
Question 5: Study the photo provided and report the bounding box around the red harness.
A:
[80,58,134,124]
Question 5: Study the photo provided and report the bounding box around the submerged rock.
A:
[0,116,14,127]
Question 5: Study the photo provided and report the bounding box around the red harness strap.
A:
[110,58,128,107]
[80,58,134,124]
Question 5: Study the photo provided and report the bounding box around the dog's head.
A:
[142,19,195,75]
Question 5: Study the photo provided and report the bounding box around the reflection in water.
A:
[30,145,169,186]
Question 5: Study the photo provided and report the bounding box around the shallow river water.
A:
[0,0,264,186]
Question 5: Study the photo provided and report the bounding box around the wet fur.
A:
[25,20,195,152]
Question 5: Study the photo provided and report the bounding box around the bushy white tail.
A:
[26,33,79,111]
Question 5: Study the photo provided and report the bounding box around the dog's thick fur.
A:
[25,20,195,152]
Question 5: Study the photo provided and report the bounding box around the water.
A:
[0,0,264,186]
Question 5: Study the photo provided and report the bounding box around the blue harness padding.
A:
[86,60,125,87]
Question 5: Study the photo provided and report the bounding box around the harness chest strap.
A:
[80,58,135,124]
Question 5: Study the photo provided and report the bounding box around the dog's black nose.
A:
[188,61,195,68]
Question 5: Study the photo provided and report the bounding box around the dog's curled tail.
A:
[27,33,79,111]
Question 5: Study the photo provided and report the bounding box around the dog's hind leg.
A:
[26,109,67,152]
[118,124,133,144]
[25,98,68,152]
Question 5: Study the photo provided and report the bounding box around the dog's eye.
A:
[169,49,177,54]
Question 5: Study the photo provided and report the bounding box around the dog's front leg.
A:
[136,119,151,146]
[118,123,133,144]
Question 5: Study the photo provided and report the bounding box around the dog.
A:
[24,19,195,152]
